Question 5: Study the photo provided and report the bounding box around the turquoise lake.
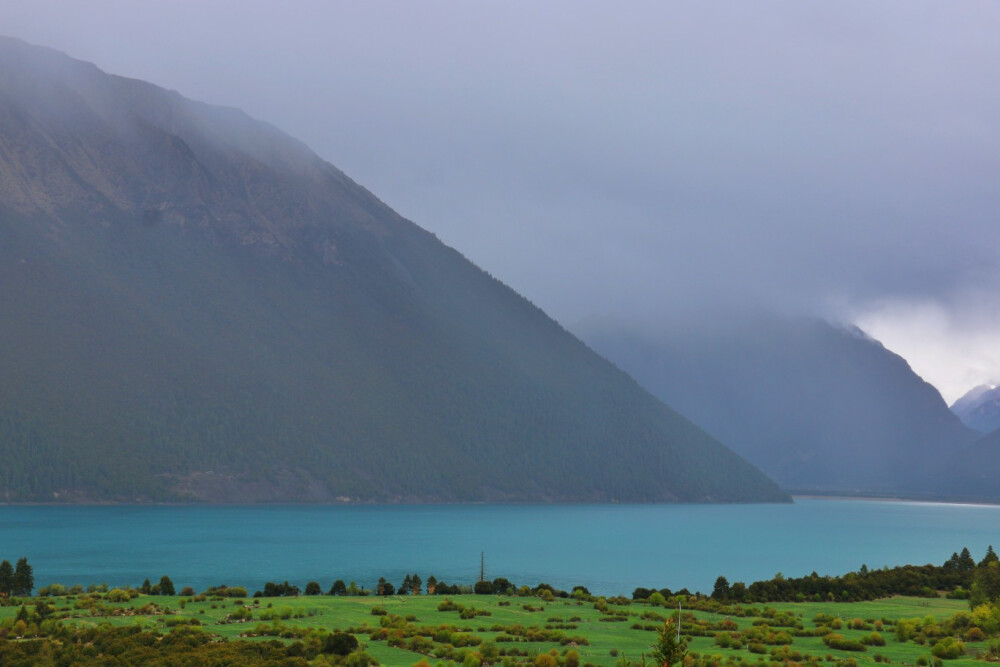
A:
[2,498,999,596]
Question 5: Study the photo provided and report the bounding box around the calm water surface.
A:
[2,499,998,596]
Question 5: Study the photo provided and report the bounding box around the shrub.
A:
[38,583,68,597]
[324,632,359,655]
[862,632,886,646]
[106,588,130,602]
[823,633,867,652]
[930,638,965,660]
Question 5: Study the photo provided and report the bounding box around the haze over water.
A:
[4,499,999,596]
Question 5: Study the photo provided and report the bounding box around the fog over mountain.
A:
[3,1,998,403]
[951,386,1000,435]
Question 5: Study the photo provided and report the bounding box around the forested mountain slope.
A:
[581,316,977,496]
[0,36,787,503]
[928,427,1000,501]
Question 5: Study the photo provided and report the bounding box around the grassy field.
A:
[0,592,988,667]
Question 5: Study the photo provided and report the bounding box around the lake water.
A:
[2,498,999,596]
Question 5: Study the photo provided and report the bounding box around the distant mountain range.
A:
[951,385,1000,435]
[0,36,788,503]
[580,315,980,497]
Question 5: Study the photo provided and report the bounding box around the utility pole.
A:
[677,600,682,642]
[480,552,486,583]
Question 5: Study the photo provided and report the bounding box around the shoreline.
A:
[791,493,1000,507]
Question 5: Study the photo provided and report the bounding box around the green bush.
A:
[930,638,965,660]
[823,633,867,652]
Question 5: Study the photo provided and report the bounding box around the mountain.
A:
[927,426,1000,501]
[951,385,1000,434]
[580,315,978,495]
[0,36,787,504]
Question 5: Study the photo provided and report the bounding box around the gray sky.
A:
[3,1,999,402]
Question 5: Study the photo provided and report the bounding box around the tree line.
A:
[631,545,999,604]
[27,544,1000,606]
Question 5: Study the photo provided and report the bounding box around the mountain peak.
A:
[951,385,1000,434]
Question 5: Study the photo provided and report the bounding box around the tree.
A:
[731,581,748,602]
[0,560,13,596]
[13,558,33,597]
[959,548,976,572]
[493,578,514,595]
[474,579,495,594]
[305,581,322,595]
[970,561,1000,608]
[140,578,151,594]
[411,574,422,595]
[426,575,437,595]
[329,579,348,596]
[652,618,687,667]
[323,632,359,656]
[400,574,413,595]
[980,546,999,568]
[712,576,731,600]
[159,575,175,596]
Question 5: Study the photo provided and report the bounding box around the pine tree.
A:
[12,558,33,597]
[159,575,175,596]
[980,545,999,567]
[0,560,13,596]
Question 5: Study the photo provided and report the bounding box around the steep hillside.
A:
[929,427,1000,501]
[0,36,787,503]
[951,385,1000,434]
[581,316,977,495]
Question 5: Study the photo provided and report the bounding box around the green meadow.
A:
[0,591,991,667]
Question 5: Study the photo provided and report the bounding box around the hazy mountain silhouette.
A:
[0,36,787,503]
[951,385,1000,435]
[925,425,1000,501]
[581,315,978,496]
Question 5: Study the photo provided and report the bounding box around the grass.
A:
[0,593,989,667]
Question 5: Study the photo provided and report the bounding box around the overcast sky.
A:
[3,1,999,403]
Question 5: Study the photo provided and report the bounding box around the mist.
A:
[2,0,998,402]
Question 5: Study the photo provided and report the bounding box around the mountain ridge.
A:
[951,385,1000,434]
[579,315,978,496]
